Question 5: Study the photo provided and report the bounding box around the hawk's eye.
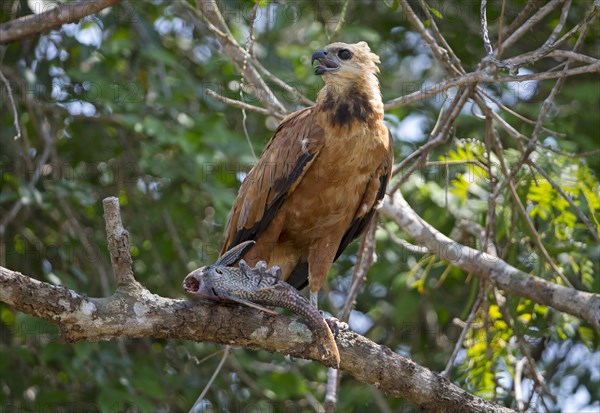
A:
[338,49,352,60]
[215,268,223,275]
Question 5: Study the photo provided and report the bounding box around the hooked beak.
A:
[311,50,339,75]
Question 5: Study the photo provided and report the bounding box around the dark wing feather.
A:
[221,107,324,254]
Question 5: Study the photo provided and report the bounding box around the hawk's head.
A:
[311,41,380,86]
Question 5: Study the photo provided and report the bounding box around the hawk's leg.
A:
[310,290,319,309]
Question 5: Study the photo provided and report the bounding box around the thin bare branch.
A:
[390,87,470,190]
[328,0,350,42]
[189,346,230,413]
[185,0,287,114]
[0,68,21,139]
[343,219,378,322]
[541,0,573,50]
[205,89,286,119]
[239,0,260,161]
[326,218,379,411]
[514,357,527,412]
[399,0,461,76]
[490,5,600,203]
[497,0,506,52]
[498,0,540,53]
[488,127,575,288]
[384,61,600,110]
[0,116,53,237]
[418,0,465,73]
[442,286,485,377]
[500,0,563,53]
[514,2,599,69]
[251,57,315,107]
[508,50,598,66]
[493,288,555,402]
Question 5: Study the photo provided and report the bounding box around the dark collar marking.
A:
[322,87,374,128]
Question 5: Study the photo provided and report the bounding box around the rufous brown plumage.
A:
[221,41,393,307]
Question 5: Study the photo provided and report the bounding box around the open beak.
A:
[182,272,202,294]
[182,271,219,300]
[311,50,339,75]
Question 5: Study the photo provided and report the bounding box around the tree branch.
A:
[103,197,138,288]
[384,61,600,110]
[380,192,600,333]
[0,0,121,45]
[185,0,287,115]
[0,265,514,413]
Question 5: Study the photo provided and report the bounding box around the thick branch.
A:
[0,266,513,413]
[0,0,121,45]
[381,192,600,333]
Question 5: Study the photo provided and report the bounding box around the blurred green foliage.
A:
[0,0,598,412]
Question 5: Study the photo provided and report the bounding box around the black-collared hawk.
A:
[221,41,393,308]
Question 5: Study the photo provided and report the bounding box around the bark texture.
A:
[0,265,513,413]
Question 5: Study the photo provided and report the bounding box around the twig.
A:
[442,286,485,377]
[490,5,600,204]
[0,68,21,139]
[496,0,506,54]
[399,0,461,76]
[500,0,563,53]
[483,120,498,252]
[325,219,379,411]
[187,0,287,114]
[384,61,600,111]
[390,87,470,191]
[205,89,286,119]
[384,223,429,254]
[529,3,598,146]
[513,2,599,69]
[477,87,565,137]
[251,57,315,107]
[493,288,555,403]
[508,49,598,66]
[540,0,572,50]
[0,0,121,44]
[102,197,138,287]
[498,0,542,57]
[527,160,600,243]
[328,0,350,42]
[240,1,260,161]
[541,147,600,159]
[189,345,230,413]
[418,0,465,74]
[340,218,378,322]
[0,117,53,237]
[227,353,272,398]
[514,357,527,412]
[324,367,340,413]
[488,127,575,288]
